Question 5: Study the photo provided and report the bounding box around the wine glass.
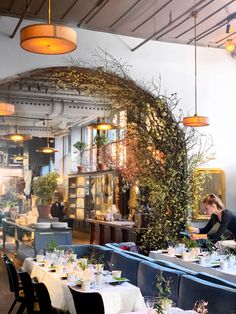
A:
[144,296,155,313]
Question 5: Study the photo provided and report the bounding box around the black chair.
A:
[69,286,105,314]
[18,271,39,314]
[5,260,26,314]
[178,274,236,314]
[33,281,69,314]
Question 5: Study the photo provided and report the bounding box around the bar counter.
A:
[87,219,146,245]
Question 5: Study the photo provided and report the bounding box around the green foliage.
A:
[156,271,172,314]
[45,240,58,252]
[73,141,86,152]
[182,236,198,248]
[33,172,59,205]
[55,51,213,251]
[73,141,86,164]
[93,134,109,147]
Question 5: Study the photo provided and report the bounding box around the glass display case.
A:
[68,170,115,231]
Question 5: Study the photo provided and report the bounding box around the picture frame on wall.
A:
[193,168,225,220]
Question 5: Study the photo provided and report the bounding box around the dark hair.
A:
[203,194,224,210]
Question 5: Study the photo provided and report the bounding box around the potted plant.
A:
[93,134,109,170]
[33,171,59,218]
[73,141,86,173]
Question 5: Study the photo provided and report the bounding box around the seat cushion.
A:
[178,275,236,314]
[110,251,142,286]
[138,261,184,305]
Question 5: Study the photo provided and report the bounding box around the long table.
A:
[23,258,145,314]
[149,251,236,284]
[87,219,146,245]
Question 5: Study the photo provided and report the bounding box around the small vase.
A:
[98,163,107,170]
[77,165,85,173]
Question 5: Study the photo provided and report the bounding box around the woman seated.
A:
[189,194,236,241]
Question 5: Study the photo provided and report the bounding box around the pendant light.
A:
[13,146,27,161]
[87,110,119,130]
[2,124,32,142]
[0,103,15,116]
[183,12,209,127]
[20,0,77,55]
[36,118,58,153]
[87,121,119,130]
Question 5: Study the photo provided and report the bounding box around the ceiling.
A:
[0,67,109,138]
[0,0,236,139]
[0,0,236,51]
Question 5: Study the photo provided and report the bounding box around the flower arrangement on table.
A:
[155,272,172,314]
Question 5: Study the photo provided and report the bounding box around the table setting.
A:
[22,250,145,314]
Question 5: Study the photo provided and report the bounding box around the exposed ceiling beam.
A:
[175,0,234,39]
[77,0,108,27]
[9,0,34,38]
[61,0,79,20]
[34,0,46,16]
[109,0,144,29]
[84,0,110,24]
[131,0,207,51]
[8,0,16,11]
[132,0,174,32]
[188,21,227,44]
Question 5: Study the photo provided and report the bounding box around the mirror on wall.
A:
[194,168,225,220]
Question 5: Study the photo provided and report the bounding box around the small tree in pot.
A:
[73,141,86,172]
[93,134,109,170]
[33,171,59,218]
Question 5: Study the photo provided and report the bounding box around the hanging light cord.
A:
[193,11,197,116]
[48,0,51,24]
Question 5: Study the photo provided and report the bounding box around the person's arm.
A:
[208,211,232,240]
[199,214,218,234]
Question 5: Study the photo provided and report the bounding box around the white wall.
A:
[1,16,236,209]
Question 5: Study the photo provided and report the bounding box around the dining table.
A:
[23,258,146,314]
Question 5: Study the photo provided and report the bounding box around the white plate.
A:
[182,258,199,263]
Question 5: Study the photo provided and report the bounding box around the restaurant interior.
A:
[1,0,236,313]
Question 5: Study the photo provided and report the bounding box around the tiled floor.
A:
[0,230,90,314]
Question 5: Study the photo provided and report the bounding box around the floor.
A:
[0,229,90,314]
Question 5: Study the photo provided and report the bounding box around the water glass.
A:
[144,296,156,312]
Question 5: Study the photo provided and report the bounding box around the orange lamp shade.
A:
[183,115,209,127]
[88,122,119,130]
[0,103,14,116]
[20,24,77,55]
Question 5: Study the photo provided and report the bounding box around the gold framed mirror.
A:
[194,168,225,220]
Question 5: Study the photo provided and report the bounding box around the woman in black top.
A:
[189,194,236,241]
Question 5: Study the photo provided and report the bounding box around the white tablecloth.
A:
[23,258,145,314]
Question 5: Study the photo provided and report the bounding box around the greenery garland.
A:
[56,52,212,251]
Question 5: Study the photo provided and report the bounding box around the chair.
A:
[33,281,69,314]
[137,260,184,306]
[18,271,39,314]
[178,274,236,314]
[69,286,104,314]
[196,272,236,289]
[109,251,142,286]
[5,260,26,314]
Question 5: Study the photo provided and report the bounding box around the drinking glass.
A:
[144,296,155,313]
